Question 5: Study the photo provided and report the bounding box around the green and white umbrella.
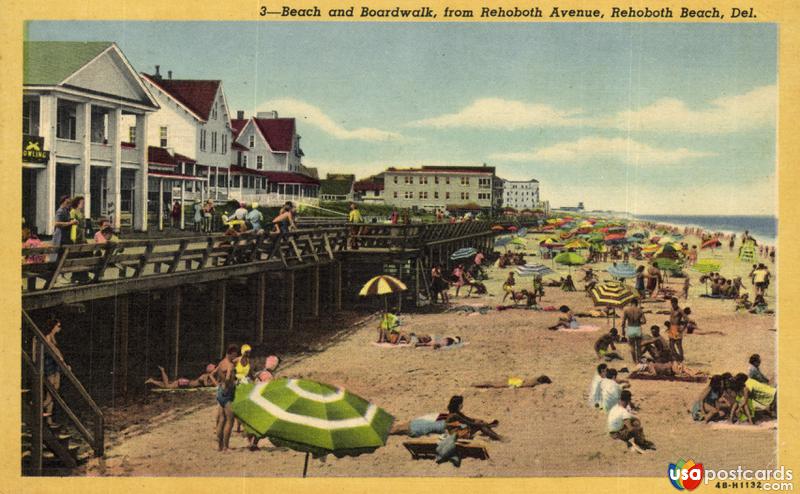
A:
[233,377,394,476]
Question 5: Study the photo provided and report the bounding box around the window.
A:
[199,129,206,150]
[232,176,240,188]
[445,177,450,185]
[242,154,248,167]
[461,192,470,200]
[404,176,412,184]
[56,102,77,140]
[404,191,413,199]
[478,192,491,200]
[434,176,439,185]
[393,176,398,184]
[22,99,40,136]
[222,134,227,154]
[257,155,264,170]
[212,102,218,120]
[211,131,217,153]
[249,135,255,148]
[419,176,428,185]
[160,126,168,147]
[479,177,491,188]
[393,191,398,198]
[419,191,428,199]
[434,191,439,199]
[445,192,450,199]
[128,126,136,145]
[460,176,470,186]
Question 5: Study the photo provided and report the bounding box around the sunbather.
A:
[548,305,579,330]
[472,375,552,388]
[444,395,502,441]
[629,358,706,379]
[145,364,218,389]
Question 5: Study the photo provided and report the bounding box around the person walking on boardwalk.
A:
[348,202,363,249]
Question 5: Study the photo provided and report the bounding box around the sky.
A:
[26,21,777,215]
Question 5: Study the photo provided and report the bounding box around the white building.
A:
[501,178,540,210]
[22,41,159,233]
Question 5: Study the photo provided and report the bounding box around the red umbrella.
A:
[508,226,518,232]
[604,233,626,242]
[701,238,722,249]
[542,225,555,231]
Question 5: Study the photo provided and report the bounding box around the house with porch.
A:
[319,174,355,202]
[22,41,159,234]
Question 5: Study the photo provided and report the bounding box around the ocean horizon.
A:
[632,214,777,244]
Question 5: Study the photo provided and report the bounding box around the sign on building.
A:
[22,135,49,164]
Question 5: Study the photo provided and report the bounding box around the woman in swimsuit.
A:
[444,395,502,441]
[272,202,296,234]
[146,364,218,389]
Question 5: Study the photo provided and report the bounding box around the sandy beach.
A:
[82,226,777,477]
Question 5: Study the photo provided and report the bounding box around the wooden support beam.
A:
[216,282,226,357]
[311,266,320,318]
[173,287,181,379]
[286,271,295,330]
[118,294,130,398]
[335,261,343,311]
[257,272,266,343]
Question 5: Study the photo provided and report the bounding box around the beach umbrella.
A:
[604,233,626,243]
[642,244,660,255]
[517,227,528,237]
[494,236,512,248]
[564,239,590,250]
[540,237,560,247]
[491,225,505,232]
[516,263,556,277]
[507,226,518,232]
[653,257,683,275]
[701,238,722,250]
[232,378,394,477]
[693,259,722,294]
[607,263,637,279]
[554,251,586,273]
[450,247,477,261]
[359,275,407,314]
[590,281,637,327]
[510,237,527,248]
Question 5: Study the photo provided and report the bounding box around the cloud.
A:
[257,98,403,141]
[408,98,586,130]
[490,137,713,165]
[606,85,777,133]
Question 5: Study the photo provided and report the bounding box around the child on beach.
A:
[594,328,623,361]
[502,271,517,303]
[548,305,578,330]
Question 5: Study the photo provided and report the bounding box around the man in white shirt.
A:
[588,363,607,408]
[599,368,626,411]
[607,390,652,453]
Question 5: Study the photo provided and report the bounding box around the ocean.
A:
[633,215,778,245]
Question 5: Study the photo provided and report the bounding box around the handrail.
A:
[22,310,104,456]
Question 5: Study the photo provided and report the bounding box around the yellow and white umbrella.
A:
[359,275,408,313]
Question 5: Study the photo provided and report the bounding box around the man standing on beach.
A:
[215,345,239,451]
[621,298,646,362]
[668,297,686,362]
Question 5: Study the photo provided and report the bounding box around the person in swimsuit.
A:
[145,364,218,389]
[594,328,623,361]
[215,344,239,451]
[548,305,578,330]
[667,297,686,361]
[272,202,296,235]
[693,375,728,422]
[622,298,646,362]
[235,344,253,384]
[444,395,502,441]
[36,317,68,426]
[640,325,672,363]
[472,375,552,389]
[502,271,517,303]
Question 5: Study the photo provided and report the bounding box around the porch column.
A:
[36,95,58,235]
[158,178,164,231]
[134,112,148,231]
[109,108,122,230]
[76,102,92,219]
[179,163,186,230]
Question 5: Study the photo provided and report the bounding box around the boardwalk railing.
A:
[21,222,494,294]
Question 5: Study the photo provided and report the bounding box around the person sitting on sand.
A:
[692,375,730,423]
[589,363,608,408]
[735,293,752,312]
[145,364,218,389]
[729,373,777,424]
[594,328,623,361]
[748,354,770,384]
[749,294,772,314]
[444,395,502,441]
[561,275,577,292]
[502,271,517,303]
[640,325,672,363]
[548,305,579,330]
[377,312,400,343]
[600,368,628,411]
[608,390,654,453]
[472,375,552,389]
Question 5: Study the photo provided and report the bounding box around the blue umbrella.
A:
[517,227,528,237]
[451,247,478,261]
[516,263,556,277]
[607,263,637,279]
[494,236,512,248]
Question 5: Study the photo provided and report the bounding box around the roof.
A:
[353,180,384,192]
[503,178,539,184]
[253,118,295,152]
[173,152,196,164]
[446,203,485,211]
[230,118,248,139]
[320,177,354,196]
[386,165,494,175]
[229,166,319,185]
[24,41,112,85]
[143,75,220,121]
[231,141,249,152]
[148,146,177,167]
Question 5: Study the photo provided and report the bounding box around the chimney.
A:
[167,70,172,80]
[257,111,278,119]
[237,110,245,120]
[154,65,161,79]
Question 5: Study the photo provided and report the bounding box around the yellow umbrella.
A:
[642,244,660,254]
[359,275,408,314]
[564,239,590,250]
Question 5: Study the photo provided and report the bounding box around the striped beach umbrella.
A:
[450,247,477,261]
[693,259,721,274]
[590,281,637,327]
[233,378,394,476]
[607,263,637,279]
[359,275,407,314]
[516,263,556,277]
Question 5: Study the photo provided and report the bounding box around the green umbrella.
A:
[233,378,394,476]
[653,257,683,273]
[554,251,586,273]
[693,259,722,294]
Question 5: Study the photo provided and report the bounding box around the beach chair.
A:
[403,437,490,460]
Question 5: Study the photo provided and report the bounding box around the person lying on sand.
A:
[548,305,579,330]
[445,395,502,441]
[575,307,616,318]
[405,333,463,349]
[472,375,552,389]
[594,328,623,361]
[145,364,218,389]
[608,390,655,453]
[389,413,447,437]
[629,358,706,379]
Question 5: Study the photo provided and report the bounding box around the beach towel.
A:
[629,373,707,383]
[555,325,601,333]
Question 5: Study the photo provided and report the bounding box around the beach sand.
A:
[82,230,777,477]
